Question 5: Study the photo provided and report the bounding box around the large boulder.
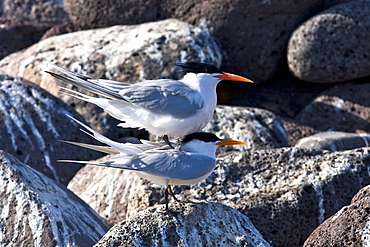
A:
[304,185,370,246]
[288,1,370,83]
[0,18,222,139]
[0,72,101,185]
[0,151,108,246]
[94,202,271,247]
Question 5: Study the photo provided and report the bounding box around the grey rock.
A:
[1,0,69,25]
[296,131,370,151]
[288,1,370,83]
[204,106,288,151]
[68,163,146,226]
[94,202,271,247]
[0,18,222,139]
[304,185,370,247]
[0,72,102,185]
[0,151,108,247]
[295,81,370,133]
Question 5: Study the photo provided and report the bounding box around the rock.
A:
[94,202,271,247]
[0,18,50,60]
[304,185,370,246]
[217,65,333,119]
[40,22,79,40]
[204,106,288,151]
[1,0,69,25]
[288,1,370,83]
[67,163,151,226]
[295,81,370,133]
[296,131,370,151]
[64,0,163,28]
[69,145,370,247]
[280,117,319,146]
[64,0,352,84]
[0,72,102,185]
[0,151,108,246]
[0,18,221,139]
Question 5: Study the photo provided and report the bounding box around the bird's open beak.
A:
[214,72,253,83]
[216,139,248,146]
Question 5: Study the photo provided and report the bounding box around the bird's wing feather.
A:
[119,79,204,118]
[48,64,124,100]
[119,151,216,180]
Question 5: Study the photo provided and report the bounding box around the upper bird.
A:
[46,62,252,145]
[61,116,247,214]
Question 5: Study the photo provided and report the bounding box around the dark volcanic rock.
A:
[0,151,108,246]
[304,185,370,246]
[295,81,370,133]
[0,18,50,60]
[0,72,102,185]
[288,1,370,83]
[1,0,69,25]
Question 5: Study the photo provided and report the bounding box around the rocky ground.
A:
[1,1,370,246]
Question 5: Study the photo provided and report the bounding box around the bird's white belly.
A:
[134,171,212,187]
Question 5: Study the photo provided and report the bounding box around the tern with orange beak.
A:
[60,116,247,214]
[46,62,252,147]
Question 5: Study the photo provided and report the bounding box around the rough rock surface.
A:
[94,202,271,247]
[64,0,350,83]
[67,163,148,226]
[204,106,288,150]
[295,81,370,133]
[1,0,69,25]
[0,72,102,185]
[0,18,50,60]
[288,1,370,83]
[0,151,108,247]
[0,18,221,139]
[296,131,370,151]
[69,146,370,247]
[304,185,370,246]
[280,117,319,146]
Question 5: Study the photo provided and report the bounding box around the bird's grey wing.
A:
[119,80,204,118]
[128,151,216,180]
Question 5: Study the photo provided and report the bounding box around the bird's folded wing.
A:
[130,151,216,180]
[119,80,204,118]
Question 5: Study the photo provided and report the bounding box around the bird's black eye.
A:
[177,62,222,74]
[181,132,221,143]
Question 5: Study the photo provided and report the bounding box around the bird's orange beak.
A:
[216,139,248,146]
[214,72,253,83]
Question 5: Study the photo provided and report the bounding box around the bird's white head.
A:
[180,132,247,158]
[178,62,253,89]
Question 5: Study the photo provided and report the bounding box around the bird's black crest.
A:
[181,132,221,143]
[177,62,222,74]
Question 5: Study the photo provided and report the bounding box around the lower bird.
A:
[46,62,252,147]
[61,116,247,214]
